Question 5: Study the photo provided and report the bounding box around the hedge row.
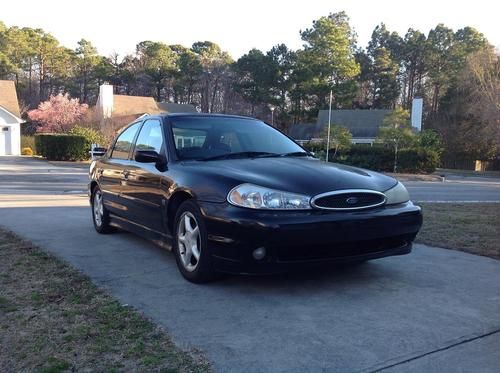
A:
[397,148,440,173]
[34,134,88,161]
[338,145,394,171]
[305,144,440,173]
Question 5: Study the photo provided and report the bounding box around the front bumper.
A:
[198,201,423,274]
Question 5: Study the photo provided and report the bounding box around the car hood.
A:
[178,157,398,202]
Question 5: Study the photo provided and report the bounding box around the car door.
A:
[121,118,166,232]
[98,122,141,217]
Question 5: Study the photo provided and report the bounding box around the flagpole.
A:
[326,90,333,162]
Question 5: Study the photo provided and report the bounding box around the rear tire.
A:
[173,200,217,283]
[91,186,114,234]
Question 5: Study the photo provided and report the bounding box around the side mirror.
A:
[135,150,161,163]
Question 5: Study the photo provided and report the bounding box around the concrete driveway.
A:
[1,156,500,372]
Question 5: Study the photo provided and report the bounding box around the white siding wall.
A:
[0,109,21,156]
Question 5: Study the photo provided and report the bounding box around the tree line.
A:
[1,12,498,160]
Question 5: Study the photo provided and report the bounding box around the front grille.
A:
[275,236,408,262]
[312,190,386,210]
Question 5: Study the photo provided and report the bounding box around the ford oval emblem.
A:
[346,196,358,205]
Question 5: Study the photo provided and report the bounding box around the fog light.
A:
[252,247,266,260]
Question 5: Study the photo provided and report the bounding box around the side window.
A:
[134,119,164,155]
[111,122,141,160]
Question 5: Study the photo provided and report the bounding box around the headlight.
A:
[228,183,311,210]
[384,182,410,205]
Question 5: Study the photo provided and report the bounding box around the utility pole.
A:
[326,90,333,162]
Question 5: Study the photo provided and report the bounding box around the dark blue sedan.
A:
[89,114,422,283]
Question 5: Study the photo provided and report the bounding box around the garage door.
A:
[0,127,12,155]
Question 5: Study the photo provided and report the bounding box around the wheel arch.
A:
[167,190,194,234]
[89,180,99,202]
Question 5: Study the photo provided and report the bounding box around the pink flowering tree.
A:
[28,93,89,133]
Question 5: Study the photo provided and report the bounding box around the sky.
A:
[2,0,499,59]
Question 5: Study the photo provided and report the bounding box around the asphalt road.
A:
[1,156,499,202]
[0,156,88,195]
[1,156,500,372]
[405,178,500,203]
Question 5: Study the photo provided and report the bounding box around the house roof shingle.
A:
[0,80,21,118]
[110,95,198,119]
[112,95,163,117]
[106,94,198,132]
[287,123,317,140]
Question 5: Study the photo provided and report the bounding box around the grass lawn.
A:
[0,229,211,372]
[416,203,500,259]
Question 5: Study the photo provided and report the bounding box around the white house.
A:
[0,80,22,156]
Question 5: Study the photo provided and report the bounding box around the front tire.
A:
[91,186,113,234]
[173,200,216,283]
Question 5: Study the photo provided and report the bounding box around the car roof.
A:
[156,112,258,121]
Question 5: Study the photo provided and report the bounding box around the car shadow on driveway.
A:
[217,260,397,291]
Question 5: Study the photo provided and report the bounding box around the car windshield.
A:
[171,116,306,161]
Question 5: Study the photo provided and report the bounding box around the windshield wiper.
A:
[200,151,279,161]
[279,151,311,157]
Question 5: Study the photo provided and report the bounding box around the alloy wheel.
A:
[93,191,104,227]
[177,211,201,272]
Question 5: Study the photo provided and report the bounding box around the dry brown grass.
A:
[0,229,211,373]
[417,203,500,259]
